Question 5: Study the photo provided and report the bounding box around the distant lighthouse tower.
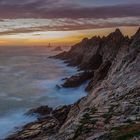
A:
[48,43,51,48]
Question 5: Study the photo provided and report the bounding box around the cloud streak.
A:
[0,1,139,19]
[0,0,139,39]
[0,17,139,36]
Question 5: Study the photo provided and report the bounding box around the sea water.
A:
[0,46,87,139]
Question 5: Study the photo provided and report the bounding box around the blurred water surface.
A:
[0,46,86,139]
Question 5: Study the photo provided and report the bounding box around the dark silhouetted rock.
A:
[52,105,71,125]
[62,71,94,88]
[27,106,53,117]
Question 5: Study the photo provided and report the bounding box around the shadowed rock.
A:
[27,106,53,117]
[6,105,71,140]
[62,71,94,88]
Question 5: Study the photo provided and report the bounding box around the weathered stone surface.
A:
[51,28,140,140]
[54,36,102,70]
[6,105,71,140]
[54,29,128,91]
[52,105,71,125]
[27,106,53,117]
[62,71,94,88]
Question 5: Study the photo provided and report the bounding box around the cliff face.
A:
[55,29,131,91]
[6,28,140,140]
[52,28,140,140]
[55,29,128,70]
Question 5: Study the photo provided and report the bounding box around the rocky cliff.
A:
[6,28,140,140]
[54,29,131,91]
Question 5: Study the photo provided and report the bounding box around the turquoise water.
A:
[0,46,87,139]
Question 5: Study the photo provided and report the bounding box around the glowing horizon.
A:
[0,26,139,47]
[0,0,139,46]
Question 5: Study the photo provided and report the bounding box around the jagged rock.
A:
[53,36,102,70]
[86,61,112,91]
[53,29,127,92]
[50,28,140,140]
[6,117,59,140]
[62,71,94,88]
[53,29,124,70]
[52,105,71,125]
[6,105,71,140]
[27,106,53,117]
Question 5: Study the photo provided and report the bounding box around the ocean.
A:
[0,46,87,139]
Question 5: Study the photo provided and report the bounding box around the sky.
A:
[0,0,140,46]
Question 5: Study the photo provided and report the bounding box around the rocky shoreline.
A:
[6,28,140,140]
[6,105,71,140]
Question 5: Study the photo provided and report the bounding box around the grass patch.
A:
[102,112,112,124]
[110,123,140,140]
[73,113,97,140]
[102,105,115,124]
[90,107,98,114]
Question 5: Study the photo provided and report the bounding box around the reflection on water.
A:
[0,46,86,138]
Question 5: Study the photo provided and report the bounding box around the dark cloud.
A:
[0,0,139,19]
[0,0,139,36]
[41,4,140,19]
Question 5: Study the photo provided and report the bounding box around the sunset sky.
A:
[0,0,140,46]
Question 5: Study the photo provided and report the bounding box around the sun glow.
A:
[0,26,139,46]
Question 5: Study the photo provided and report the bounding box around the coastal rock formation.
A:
[62,71,94,88]
[55,29,130,89]
[51,28,140,140]
[27,106,53,117]
[6,28,140,140]
[54,29,128,70]
[6,105,71,140]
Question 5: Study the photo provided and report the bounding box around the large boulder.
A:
[27,106,53,117]
[62,71,94,88]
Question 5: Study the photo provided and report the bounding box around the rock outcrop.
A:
[54,29,127,70]
[54,29,130,89]
[51,28,140,140]
[6,28,140,140]
[27,106,53,117]
[6,105,71,140]
[62,71,94,88]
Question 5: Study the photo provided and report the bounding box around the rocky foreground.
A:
[6,28,140,140]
